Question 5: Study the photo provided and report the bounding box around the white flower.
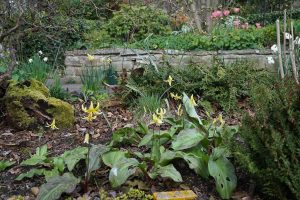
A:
[271,44,278,53]
[28,58,33,63]
[38,50,43,55]
[16,61,19,65]
[267,56,275,64]
[43,57,48,62]
[294,37,300,45]
[284,32,292,40]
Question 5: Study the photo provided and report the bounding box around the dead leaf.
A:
[8,167,21,175]
[31,187,39,196]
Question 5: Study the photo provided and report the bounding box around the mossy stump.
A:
[4,79,75,130]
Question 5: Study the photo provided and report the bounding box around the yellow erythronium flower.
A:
[156,108,166,118]
[170,92,182,101]
[164,75,173,86]
[213,114,225,127]
[82,102,100,115]
[46,119,58,130]
[83,133,90,144]
[190,94,197,106]
[87,54,95,62]
[176,104,183,116]
[152,113,163,126]
[82,113,97,122]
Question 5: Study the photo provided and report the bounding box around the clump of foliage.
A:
[84,4,172,47]
[123,60,273,113]
[48,73,70,100]
[231,79,300,199]
[99,188,153,200]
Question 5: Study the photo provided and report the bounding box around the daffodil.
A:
[190,94,197,106]
[87,54,95,62]
[164,75,173,86]
[152,113,163,126]
[83,133,90,144]
[82,113,97,122]
[82,102,101,115]
[213,114,225,127]
[46,119,58,130]
[170,92,182,100]
[176,104,183,116]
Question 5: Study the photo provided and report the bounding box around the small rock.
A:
[31,187,39,196]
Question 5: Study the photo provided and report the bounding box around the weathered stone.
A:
[4,80,75,130]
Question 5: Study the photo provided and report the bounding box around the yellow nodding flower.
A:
[82,102,100,115]
[176,104,183,116]
[170,92,182,101]
[164,75,173,86]
[213,114,225,127]
[152,113,163,126]
[87,54,95,62]
[190,94,197,106]
[46,119,58,130]
[82,113,97,122]
[156,108,166,118]
[83,133,90,144]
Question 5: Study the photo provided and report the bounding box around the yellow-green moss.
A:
[47,97,75,128]
[4,80,74,130]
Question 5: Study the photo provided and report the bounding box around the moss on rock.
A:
[4,79,74,130]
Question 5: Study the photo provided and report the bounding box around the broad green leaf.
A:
[52,157,64,172]
[16,168,45,181]
[151,139,161,164]
[159,147,177,166]
[111,128,138,146]
[37,173,80,200]
[137,122,149,135]
[44,169,60,181]
[171,128,204,150]
[155,164,182,182]
[109,158,139,188]
[178,152,209,178]
[20,155,47,166]
[88,144,108,173]
[138,132,153,147]
[21,145,49,166]
[0,160,15,171]
[182,93,207,134]
[62,147,88,171]
[208,155,237,199]
[102,150,127,167]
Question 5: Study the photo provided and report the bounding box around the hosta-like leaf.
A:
[44,169,60,181]
[155,164,182,182]
[20,155,47,166]
[37,173,80,200]
[52,157,64,172]
[62,147,88,171]
[88,144,108,173]
[208,155,237,199]
[178,152,209,178]
[102,150,127,167]
[172,128,204,150]
[109,158,139,188]
[159,147,177,166]
[182,93,207,134]
[138,132,153,147]
[16,168,45,181]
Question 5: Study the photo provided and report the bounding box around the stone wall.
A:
[64,48,275,83]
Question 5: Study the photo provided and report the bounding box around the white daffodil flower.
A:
[267,56,275,64]
[271,44,278,53]
[43,57,48,62]
[284,32,292,40]
[38,50,43,55]
[28,58,33,63]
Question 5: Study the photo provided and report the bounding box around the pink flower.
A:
[233,19,240,28]
[256,23,262,29]
[211,10,223,19]
[233,7,240,13]
[241,24,246,29]
[223,10,230,16]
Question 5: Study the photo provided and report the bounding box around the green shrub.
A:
[83,4,172,48]
[232,79,300,199]
[48,73,70,100]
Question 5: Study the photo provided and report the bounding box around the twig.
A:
[290,21,299,84]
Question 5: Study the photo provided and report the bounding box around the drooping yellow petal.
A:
[190,94,197,106]
[170,92,182,101]
[82,113,97,122]
[83,133,90,144]
[176,104,183,116]
[45,119,59,130]
[156,108,166,118]
[87,54,95,62]
[82,101,101,115]
[152,113,163,126]
[164,75,173,86]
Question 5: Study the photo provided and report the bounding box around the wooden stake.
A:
[276,19,285,79]
[283,9,287,73]
[290,21,299,84]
